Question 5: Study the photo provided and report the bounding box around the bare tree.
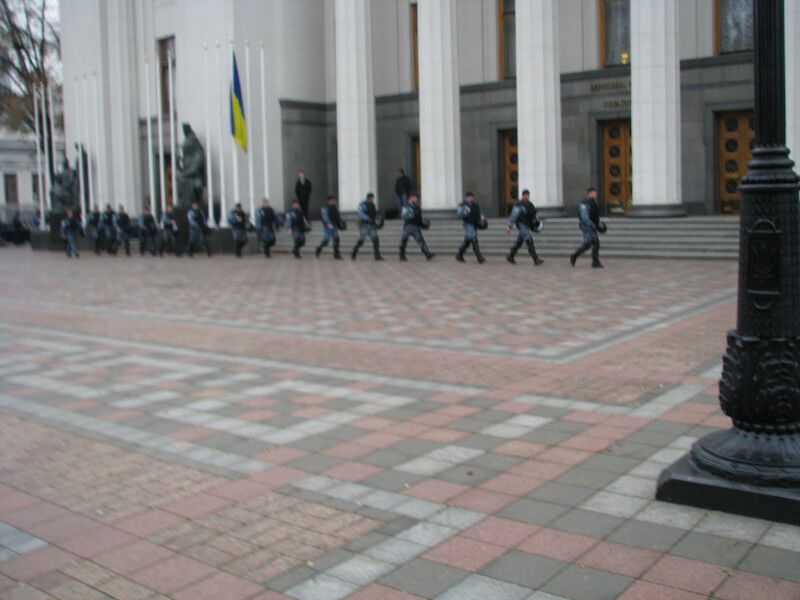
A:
[0,0,60,172]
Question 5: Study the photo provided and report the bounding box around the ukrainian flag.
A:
[230,52,248,153]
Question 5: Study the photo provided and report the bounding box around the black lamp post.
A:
[656,0,800,525]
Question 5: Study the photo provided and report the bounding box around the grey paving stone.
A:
[625,430,679,448]
[695,512,771,543]
[288,435,341,453]
[462,397,501,409]
[449,418,492,433]
[361,449,414,469]
[285,573,359,600]
[520,430,571,445]
[379,558,468,599]
[580,454,641,475]
[669,531,753,568]
[428,508,484,530]
[267,565,317,592]
[549,509,626,539]
[497,499,569,526]
[309,549,353,572]
[365,537,427,565]
[607,520,687,551]
[479,550,567,589]
[454,434,506,451]
[324,425,369,442]
[345,532,387,553]
[606,441,659,460]
[555,467,620,490]
[738,545,800,583]
[393,498,443,520]
[378,516,418,537]
[391,439,441,456]
[528,482,597,506]
[362,471,425,492]
[0,548,18,562]
[465,452,524,472]
[542,565,632,600]
[437,465,499,486]
[436,574,531,600]
[540,420,587,434]
[397,522,457,547]
[641,421,692,435]
[380,408,424,421]
[325,555,394,585]
[471,410,513,423]
[580,491,649,518]
[287,455,342,473]
[358,506,402,523]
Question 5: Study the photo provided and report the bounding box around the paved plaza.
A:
[0,248,797,600]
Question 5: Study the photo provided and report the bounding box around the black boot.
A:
[456,239,469,262]
[373,240,383,261]
[399,240,407,261]
[570,253,577,266]
[333,239,342,260]
[351,240,362,260]
[527,241,544,265]
[472,240,485,264]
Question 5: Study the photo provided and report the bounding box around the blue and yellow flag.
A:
[230,52,248,153]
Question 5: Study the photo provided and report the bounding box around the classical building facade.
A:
[60,0,800,218]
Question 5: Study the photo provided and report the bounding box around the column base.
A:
[626,204,687,218]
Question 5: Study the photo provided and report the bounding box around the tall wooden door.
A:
[602,120,632,214]
[164,155,174,207]
[412,137,420,193]
[501,129,518,215]
[717,110,754,214]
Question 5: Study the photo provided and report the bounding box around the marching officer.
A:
[100,203,118,254]
[159,204,181,256]
[506,189,544,266]
[87,205,102,255]
[351,192,383,261]
[228,202,250,258]
[570,187,605,268]
[115,205,133,256]
[255,198,278,258]
[456,191,487,264]
[138,206,159,256]
[315,195,344,259]
[187,200,211,257]
[60,208,83,258]
[399,192,434,261]
[285,198,309,259]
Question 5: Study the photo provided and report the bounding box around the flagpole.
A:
[74,76,87,227]
[167,48,177,209]
[155,52,166,213]
[230,39,240,217]
[81,75,95,213]
[144,57,156,217]
[44,83,55,210]
[204,42,214,227]
[260,42,269,199]
[91,71,104,209]
[216,41,227,227]
[245,40,254,221]
[39,85,52,219]
[32,85,45,230]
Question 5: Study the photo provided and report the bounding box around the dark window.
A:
[32,173,40,203]
[601,0,630,67]
[718,0,753,54]
[4,173,19,205]
[499,0,515,79]
[158,36,176,114]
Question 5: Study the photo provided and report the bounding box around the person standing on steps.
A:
[505,189,544,266]
[394,168,412,213]
[456,191,487,264]
[351,192,383,261]
[315,195,344,259]
[285,198,309,259]
[295,170,312,218]
[399,192,434,261]
[570,187,605,268]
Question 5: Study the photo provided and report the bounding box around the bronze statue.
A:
[49,155,79,213]
[177,123,206,208]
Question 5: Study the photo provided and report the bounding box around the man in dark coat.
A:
[570,187,605,268]
[294,170,312,218]
[395,169,412,212]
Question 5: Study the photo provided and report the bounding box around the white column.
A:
[629,0,684,216]
[418,0,462,209]
[516,0,563,212]
[334,0,377,211]
[787,0,799,162]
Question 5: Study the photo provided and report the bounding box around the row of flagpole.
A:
[139,39,270,228]
[31,82,58,230]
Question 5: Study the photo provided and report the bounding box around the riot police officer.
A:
[115,205,133,256]
[399,193,434,261]
[87,205,102,255]
[60,208,83,258]
[351,192,383,261]
[159,204,181,256]
[570,187,605,268]
[139,206,159,256]
[255,198,278,258]
[456,192,486,264]
[187,200,211,257]
[101,204,117,254]
[285,198,309,259]
[228,203,250,258]
[506,189,544,266]
[316,195,344,259]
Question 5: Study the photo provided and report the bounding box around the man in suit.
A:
[295,170,312,218]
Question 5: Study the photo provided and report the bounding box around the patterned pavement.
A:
[0,248,797,600]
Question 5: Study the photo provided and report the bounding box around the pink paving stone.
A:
[61,400,98,411]
[323,442,377,460]
[249,466,309,489]
[0,546,77,581]
[423,535,507,572]
[160,492,232,519]
[581,424,631,441]
[346,381,383,391]
[230,363,262,373]
[479,473,545,496]
[114,509,187,537]
[323,461,383,482]
[561,434,615,452]
[172,571,263,600]
[483,389,521,401]
[272,370,304,378]
[206,480,272,501]
[427,393,470,404]
[252,447,308,464]
[437,405,481,417]
[493,401,537,414]
[90,539,174,575]
[536,447,592,466]
[679,402,719,415]
[415,428,469,444]
[662,410,708,425]
[240,397,279,408]
[386,422,429,437]
[100,409,141,422]
[293,394,330,406]
[462,516,539,548]
[6,387,39,397]
[518,529,599,562]
[168,426,215,441]
[26,513,100,542]
[618,581,709,600]
[579,541,662,577]
[0,490,40,513]
[714,572,800,600]
[404,480,469,503]
[603,415,651,430]
[509,460,570,481]
[354,416,397,431]
[563,410,610,424]
[704,415,731,428]
[357,432,405,448]
[347,583,425,599]
[129,555,217,594]
[494,440,547,458]
[449,488,517,513]
[292,407,333,419]
[58,525,137,558]
[238,409,278,422]
[410,413,458,427]
[643,555,730,596]
[3,501,70,529]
